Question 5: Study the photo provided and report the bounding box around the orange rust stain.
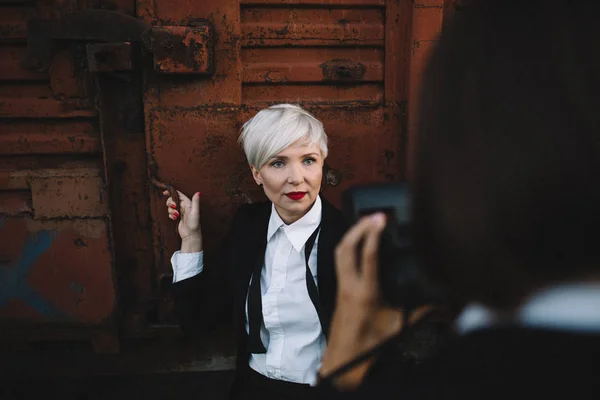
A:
[30,224,115,324]
[29,175,109,219]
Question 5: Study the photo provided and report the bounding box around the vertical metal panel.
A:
[94,68,156,334]
[406,0,445,177]
[139,0,244,322]
[0,0,119,351]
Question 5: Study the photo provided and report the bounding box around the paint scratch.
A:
[0,229,65,317]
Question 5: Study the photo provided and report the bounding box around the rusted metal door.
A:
[0,1,142,353]
[139,0,414,322]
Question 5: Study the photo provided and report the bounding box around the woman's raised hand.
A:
[163,190,203,253]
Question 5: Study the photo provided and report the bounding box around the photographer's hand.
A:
[319,213,404,390]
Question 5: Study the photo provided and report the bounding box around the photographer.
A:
[318,0,600,398]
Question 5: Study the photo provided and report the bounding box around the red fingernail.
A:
[170,204,177,209]
[196,192,202,197]
[174,212,179,218]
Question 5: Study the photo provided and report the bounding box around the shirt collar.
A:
[456,283,600,334]
[267,195,323,252]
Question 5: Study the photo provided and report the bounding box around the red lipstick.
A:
[285,192,306,200]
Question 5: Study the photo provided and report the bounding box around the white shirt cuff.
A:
[171,250,204,283]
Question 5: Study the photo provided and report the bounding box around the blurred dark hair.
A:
[413,0,600,309]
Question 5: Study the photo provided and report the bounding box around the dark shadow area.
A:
[0,370,235,400]
[0,332,237,400]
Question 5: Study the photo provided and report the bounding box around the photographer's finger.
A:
[335,216,379,277]
[334,243,356,280]
[360,213,386,284]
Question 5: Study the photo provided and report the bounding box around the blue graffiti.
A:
[0,222,65,318]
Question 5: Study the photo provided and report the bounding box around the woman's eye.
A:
[270,160,285,168]
[303,158,316,165]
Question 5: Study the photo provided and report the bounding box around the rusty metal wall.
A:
[0,0,450,357]
[0,0,141,353]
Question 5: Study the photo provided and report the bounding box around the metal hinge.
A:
[22,10,214,75]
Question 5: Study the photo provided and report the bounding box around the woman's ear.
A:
[250,165,263,187]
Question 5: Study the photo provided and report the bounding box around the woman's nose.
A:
[287,164,304,184]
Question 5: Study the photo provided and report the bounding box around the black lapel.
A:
[233,202,271,325]
[317,197,348,336]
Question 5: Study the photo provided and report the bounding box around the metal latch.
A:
[320,59,367,81]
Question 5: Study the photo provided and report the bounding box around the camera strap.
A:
[317,307,436,385]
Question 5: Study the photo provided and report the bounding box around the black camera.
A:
[342,182,442,309]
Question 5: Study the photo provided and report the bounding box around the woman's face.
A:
[252,139,324,224]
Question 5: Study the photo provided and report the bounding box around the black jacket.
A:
[318,326,600,399]
[172,198,348,398]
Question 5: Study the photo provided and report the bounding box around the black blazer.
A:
[172,197,348,398]
[318,327,600,399]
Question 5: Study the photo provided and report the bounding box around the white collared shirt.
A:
[456,283,600,335]
[171,196,325,385]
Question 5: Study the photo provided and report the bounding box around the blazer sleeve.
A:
[315,309,457,400]
[315,350,426,400]
[171,205,248,339]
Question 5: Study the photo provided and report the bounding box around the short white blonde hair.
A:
[238,104,328,169]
